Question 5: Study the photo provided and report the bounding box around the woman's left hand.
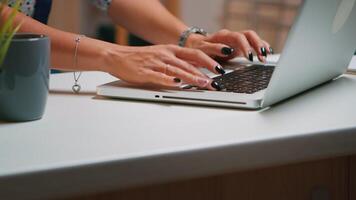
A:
[186,29,273,63]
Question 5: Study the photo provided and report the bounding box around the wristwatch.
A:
[178,26,208,47]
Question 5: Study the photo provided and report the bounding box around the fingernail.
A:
[269,47,274,54]
[261,56,266,63]
[248,51,254,62]
[211,81,222,91]
[215,65,226,75]
[221,47,234,56]
[261,47,267,57]
[173,78,181,83]
[197,78,209,87]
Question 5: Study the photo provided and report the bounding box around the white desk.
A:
[349,55,356,71]
[1,71,356,200]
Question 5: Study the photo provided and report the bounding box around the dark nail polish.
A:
[221,47,234,56]
[248,51,254,62]
[215,65,226,75]
[182,84,193,89]
[211,81,222,91]
[261,47,267,57]
[173,78,181,83]
[269,47,274,55]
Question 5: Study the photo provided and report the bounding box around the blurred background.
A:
[48,0,303,53]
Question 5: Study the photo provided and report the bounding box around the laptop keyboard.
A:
[213,65,275,94]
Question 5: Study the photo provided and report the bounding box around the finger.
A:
[144,69,182,88]
[198,41,235,58]
[243,30,267,62]
[243,30,266,55]
[165,65,219,91]
[207,30,254,62]
[230,32,255,62]
[153,63,212,89]
[262,40,273,54]
[166,57,208,78]
[175,47,226,75]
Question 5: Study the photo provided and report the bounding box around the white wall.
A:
[181,0,224,33]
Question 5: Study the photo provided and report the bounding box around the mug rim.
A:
[11,33,49,42]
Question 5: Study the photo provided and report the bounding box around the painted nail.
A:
[248,51,254,62]
[269,47,274,55]
[197,78,209,87]
[211,81,222,91]
[182,84,193,89]
[173,78,181,83]
[221,47,234,56]
[215,65,226,75]
[261,47,267,57]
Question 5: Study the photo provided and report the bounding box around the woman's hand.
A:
[102,44,225,90]
[186,29,273,63]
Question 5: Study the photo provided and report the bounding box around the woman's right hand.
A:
[102,44,225,90]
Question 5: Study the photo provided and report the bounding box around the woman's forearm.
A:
[1,6,113,72]
[108,0,188,45]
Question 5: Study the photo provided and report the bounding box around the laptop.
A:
[97,0,356,109]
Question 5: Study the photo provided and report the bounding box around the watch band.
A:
[178,27,208,47]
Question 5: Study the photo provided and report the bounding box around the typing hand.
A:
[186,29,273,63]
[103,45,226,90]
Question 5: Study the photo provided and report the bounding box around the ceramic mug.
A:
[0,34,50,122]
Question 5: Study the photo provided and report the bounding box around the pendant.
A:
[72,83,81,93]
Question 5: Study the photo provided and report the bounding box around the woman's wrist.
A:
[84,38,126,73]
[100,44,136,74]
[63,36,115,73]
[100,45,121,73]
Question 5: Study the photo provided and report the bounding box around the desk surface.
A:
[1,69,356,199]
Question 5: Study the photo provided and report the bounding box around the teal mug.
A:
[0,34,50,122]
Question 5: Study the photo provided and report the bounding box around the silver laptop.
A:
[97,0,356,109]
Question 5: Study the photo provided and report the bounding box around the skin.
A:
[0,0,272,90]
